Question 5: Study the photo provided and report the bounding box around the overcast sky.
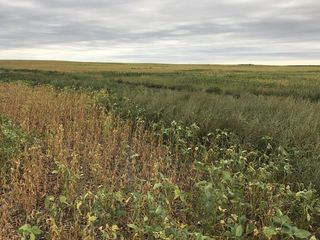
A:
[1,0,320,64]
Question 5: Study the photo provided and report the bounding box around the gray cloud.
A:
[0,0,319,64]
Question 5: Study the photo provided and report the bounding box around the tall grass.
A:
[1,68,320,151]
[116,89,320,150]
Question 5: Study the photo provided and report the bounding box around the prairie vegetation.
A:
[1,64,320,151]
[0,61,320,239]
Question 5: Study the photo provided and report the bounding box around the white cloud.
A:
[0,0,319,64]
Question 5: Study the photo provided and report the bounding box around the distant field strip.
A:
[1,67,320,100]
[1,67,320,152]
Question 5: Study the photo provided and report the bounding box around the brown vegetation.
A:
[0,83,177,239]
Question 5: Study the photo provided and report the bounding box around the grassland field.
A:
[0,60,320,239]
[1,61,320,149]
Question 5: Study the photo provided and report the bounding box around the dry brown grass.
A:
[0,83,185,239]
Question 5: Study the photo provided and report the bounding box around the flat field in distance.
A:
[1,60,320,239]
[2,59,320,72]
[1,60,320,150]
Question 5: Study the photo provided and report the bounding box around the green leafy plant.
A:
[18,224,42,240]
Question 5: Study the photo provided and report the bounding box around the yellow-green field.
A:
[1,60,320,72]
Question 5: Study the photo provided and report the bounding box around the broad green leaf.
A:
[263,226,278,238]
[30,233,36,240]
[235,225,243,237]
[127,224,138,230]
[18,224,31,233]
[294,229,311,239]
[31,226,42,235]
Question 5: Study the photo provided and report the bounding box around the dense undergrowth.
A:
[0,83,320,239]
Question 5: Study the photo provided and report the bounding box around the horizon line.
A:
[1,59,320,67]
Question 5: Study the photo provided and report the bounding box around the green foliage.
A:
[0,115,30,175]
[18,224,42,240]
[25,133,320,239]
[0,116,25,158]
